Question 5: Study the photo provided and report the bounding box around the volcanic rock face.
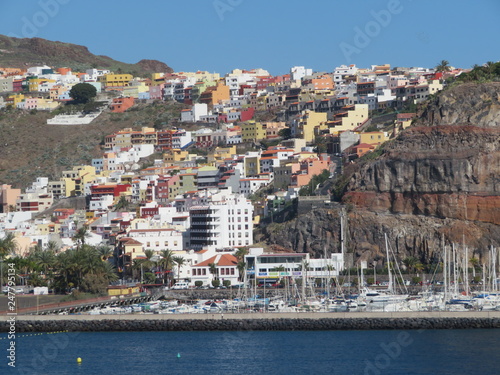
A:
[258,208,500,264]
[344,126,500,225]
[417,82,500,128]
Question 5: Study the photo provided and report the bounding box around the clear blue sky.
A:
[0,0,498,75]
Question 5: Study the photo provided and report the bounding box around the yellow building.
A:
[114,130,134,149]
[98,73,133,88]
[207,146,237,165]
[7,93,25,107]
[241,121,266,143]
[244,155,260,177]
[294,111,328,143]
[329,104,369,135]
[61,165,97,196]
[48,177,76,198]
[37,98,60,110]
[107,284,141,296]
[359,131,389,146]
[163,149,198,167]
[36,222,61,235]
[176,71,220,82]
[122,81,149,98]
[28,78,56,92]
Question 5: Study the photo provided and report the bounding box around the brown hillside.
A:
[0,35,173,75]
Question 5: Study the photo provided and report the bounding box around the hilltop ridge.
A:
[0,35,173,75]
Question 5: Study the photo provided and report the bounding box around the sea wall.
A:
[2,312,499,332]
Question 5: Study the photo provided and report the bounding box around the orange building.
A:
[351,143,375,158]
[199,81,230,105]
[110,97,135,113]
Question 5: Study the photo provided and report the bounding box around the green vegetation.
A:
[69,83,97,104]
[3,242,118,295]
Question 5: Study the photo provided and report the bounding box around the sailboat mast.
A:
[385,233,393,294]
[443,243,447,301]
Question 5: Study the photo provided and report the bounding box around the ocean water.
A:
[1,329,498,375]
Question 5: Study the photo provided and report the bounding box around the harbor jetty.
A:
[2,311,499,332]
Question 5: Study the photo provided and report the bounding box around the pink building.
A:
[149,84,165,100]
[290,155,331,188]
[0,184,21,213]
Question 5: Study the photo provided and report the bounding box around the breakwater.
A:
[2,312,499,332]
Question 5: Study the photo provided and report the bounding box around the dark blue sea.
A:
[1,329,498,374]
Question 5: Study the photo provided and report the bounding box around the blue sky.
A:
[0,0,498,75]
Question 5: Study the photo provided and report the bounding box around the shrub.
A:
[222,280,231,287]
[195,281,203,288]
[211,279,220,288]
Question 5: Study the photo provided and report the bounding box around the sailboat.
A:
[361,233,409,311]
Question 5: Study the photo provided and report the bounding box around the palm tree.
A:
[114,195,130,212]
[208,262,218,281]
[97,245,113,261]
[469,257,481,277]
[403,256,418,274]
[234,247,249,262]
[435,60,451,73]
[0,232,18,258]
[32,248,56,286]
[72,225,90,249]
[45,241,61,254]
[237,261,246,282]
[158,250,174,285]
[173,256,186,282]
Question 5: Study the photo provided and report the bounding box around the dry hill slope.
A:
[0,35,173,75]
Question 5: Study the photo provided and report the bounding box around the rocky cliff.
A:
[258,82,500,264]
[344,125,500,225]
[417,82,500,128]
[258,208,500,265]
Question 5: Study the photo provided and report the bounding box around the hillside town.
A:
[0,61,465,290]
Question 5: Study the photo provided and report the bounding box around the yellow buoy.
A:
[77,357,82,364]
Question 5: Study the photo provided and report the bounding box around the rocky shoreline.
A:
[2,312,499,332]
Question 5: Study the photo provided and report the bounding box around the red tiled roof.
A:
[193,253,238,267]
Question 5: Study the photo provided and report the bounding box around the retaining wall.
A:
[2,312,499,332]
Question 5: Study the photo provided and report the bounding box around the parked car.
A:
[171,282,189,290]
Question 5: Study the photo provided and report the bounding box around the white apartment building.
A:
[290,66,313,81]
[127,228,186,252]
[189,189,253,250]
[180,103,208,122]
[333,64,358,85]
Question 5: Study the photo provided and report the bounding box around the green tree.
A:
[435,60,451,73]
[114,195,130,212]
[173,256,186,282]
[72,225,90,249]
[278,128,291,140]
[69,83,97,104]
[0,233,18,258]
[234,247,249,262]
[209,262,218,281]
[158,250,174,285]
[237,261,246,282]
